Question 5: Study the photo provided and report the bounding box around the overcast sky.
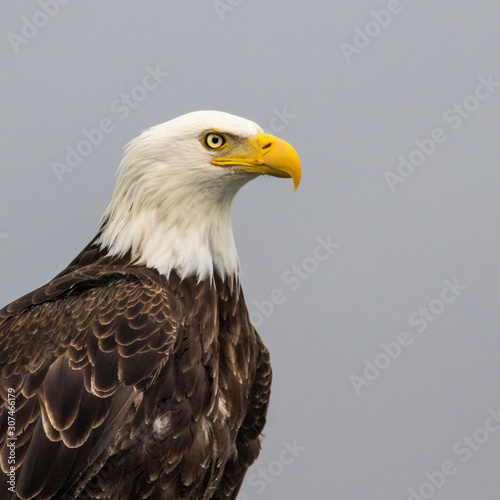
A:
[1,1,500,499]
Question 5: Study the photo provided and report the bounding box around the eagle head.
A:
[97,111,301,281]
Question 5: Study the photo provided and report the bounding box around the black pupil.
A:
[211,136,219,145]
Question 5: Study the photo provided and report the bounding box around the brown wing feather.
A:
[214,330,272,500]
[0,264,178,500]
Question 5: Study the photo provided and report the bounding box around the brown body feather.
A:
[0,241,271,499]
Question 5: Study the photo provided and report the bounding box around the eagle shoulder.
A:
[0,266,179,499]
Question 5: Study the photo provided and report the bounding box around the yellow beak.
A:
[211,132,301,190]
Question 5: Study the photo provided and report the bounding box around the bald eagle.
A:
[0,111,301,499]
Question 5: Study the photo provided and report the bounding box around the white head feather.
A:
[96,111,263,281]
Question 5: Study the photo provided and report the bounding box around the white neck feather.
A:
[96,162,251,282]
[97,198,239,281]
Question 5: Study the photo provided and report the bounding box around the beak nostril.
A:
[262,142,272,150]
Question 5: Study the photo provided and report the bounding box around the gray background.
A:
[1,1,500,499]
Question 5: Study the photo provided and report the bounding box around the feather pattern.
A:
[0,243,271,499]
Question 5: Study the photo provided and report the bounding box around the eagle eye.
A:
[204,132,226,150]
